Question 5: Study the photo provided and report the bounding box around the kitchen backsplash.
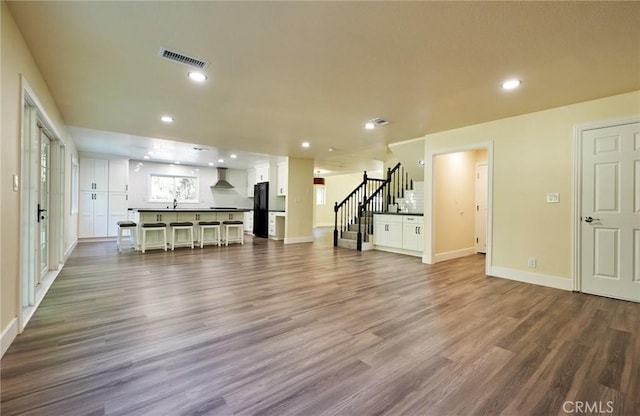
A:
[397,181,424,213]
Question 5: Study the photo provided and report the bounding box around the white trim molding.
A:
[1,318,19,358]
[489,266,573,291]
[64,239,78,262]
[433,247,477,263]
[284,236,314,244]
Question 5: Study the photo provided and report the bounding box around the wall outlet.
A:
[528,257,537,268]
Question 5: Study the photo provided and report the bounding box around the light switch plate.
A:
[13,174,19,192]
[546,193,559,203]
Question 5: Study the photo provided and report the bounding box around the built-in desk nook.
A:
[130,208,249,251]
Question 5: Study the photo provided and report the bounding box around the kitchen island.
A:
[130,208,250,250]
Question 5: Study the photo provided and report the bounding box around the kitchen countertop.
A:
[372,212,424,216]
[131,208,250,213]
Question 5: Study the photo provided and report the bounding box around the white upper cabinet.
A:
[255,164,270,183]
[108,159,129,192]
[277,161,288,196]
[79,158,109,191]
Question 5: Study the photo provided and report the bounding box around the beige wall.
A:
[284,157,314,242]
[315,172,364,227]
[424,90,640,280]
[1,3,77,340]
[434,151,477,254]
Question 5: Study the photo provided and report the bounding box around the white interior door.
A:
[581,121,640,302]
[475,163,488,253]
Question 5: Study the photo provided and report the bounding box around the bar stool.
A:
[141,223,167,253]
[170,221,194,250]
[117,220,137,252]
[199,220,221,248]
[222,220,244,246]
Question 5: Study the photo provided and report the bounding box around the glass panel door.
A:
[38,129,50,282]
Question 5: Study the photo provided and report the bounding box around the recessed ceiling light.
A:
[161,115,174,123]
[188,72,207,82]
[208,162,214,166]
[175,161,181,164]
[328,147,334,152]
[230,154,237,159]
[218,159,224,163]
[364,122,375,130]
[302,142,310,148]
[147,151,154,155]
[501,79,521,90]
[143,155,150,159]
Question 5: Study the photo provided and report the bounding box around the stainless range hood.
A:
[211,167,234,189]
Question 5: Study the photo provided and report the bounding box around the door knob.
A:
[584,216,601,223]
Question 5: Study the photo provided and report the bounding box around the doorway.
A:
[20,86,66,329]
[424,142,493,275]
[575,119,639,302]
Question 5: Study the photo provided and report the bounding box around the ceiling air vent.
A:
[158,47,208,69]
[369,117,389,126]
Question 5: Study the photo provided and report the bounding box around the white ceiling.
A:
[6,1,640,173]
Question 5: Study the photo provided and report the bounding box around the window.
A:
[149,174,199,202]
[315,186,326,205]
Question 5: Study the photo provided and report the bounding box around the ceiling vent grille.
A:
[159,47,208,69]
[369,117,389,126]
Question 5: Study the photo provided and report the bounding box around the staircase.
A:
[333,163,414,251]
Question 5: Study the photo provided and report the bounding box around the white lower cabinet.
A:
[244,211,254,233]
[79,191,108,238]
[374,214,423,256]
[373,215,403,249]
[402,216,424,252]
[107,193,129,237]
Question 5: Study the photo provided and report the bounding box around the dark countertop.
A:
[372,212,424,216]
[131,208,250,213]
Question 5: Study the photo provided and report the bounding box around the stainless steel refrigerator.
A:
[253,182,269,238]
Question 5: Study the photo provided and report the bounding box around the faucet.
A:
[173,198,177,209]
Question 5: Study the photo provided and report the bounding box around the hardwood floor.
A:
[1,229,639,415]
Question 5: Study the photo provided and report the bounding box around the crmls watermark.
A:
[562,401,614,414]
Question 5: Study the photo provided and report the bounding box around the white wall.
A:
[128,161,252,210]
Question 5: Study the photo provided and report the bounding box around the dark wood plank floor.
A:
[1,229,639,416]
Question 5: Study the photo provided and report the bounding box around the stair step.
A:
[337,238,374,251]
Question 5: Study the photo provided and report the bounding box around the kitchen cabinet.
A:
[255,164,270,183]
[277,162,288,196]
[402,216,424,252]
[247,168,256,197]
[373,215,403,249]
[79,158,108,192]
[244,211,254,233]
[79,190,108,237]
[107,193,129,236]
[108,159,129,193]
[268,212,285,240]
[79,157,130,237]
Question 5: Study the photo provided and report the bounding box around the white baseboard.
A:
[284,236,314,244]
[314,222,334,228]
[433,247,477,263]
[374,245,422,258]
[64,238,78,261]
[1,318,18,358]
[488,266,573,291]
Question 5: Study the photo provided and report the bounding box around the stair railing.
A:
[334,163,413,250]
[333,171,385,247]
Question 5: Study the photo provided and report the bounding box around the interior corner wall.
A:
[424,90,640,282]
[284,157,314,242]
[1,2,76,345]
[433,151,477,256]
